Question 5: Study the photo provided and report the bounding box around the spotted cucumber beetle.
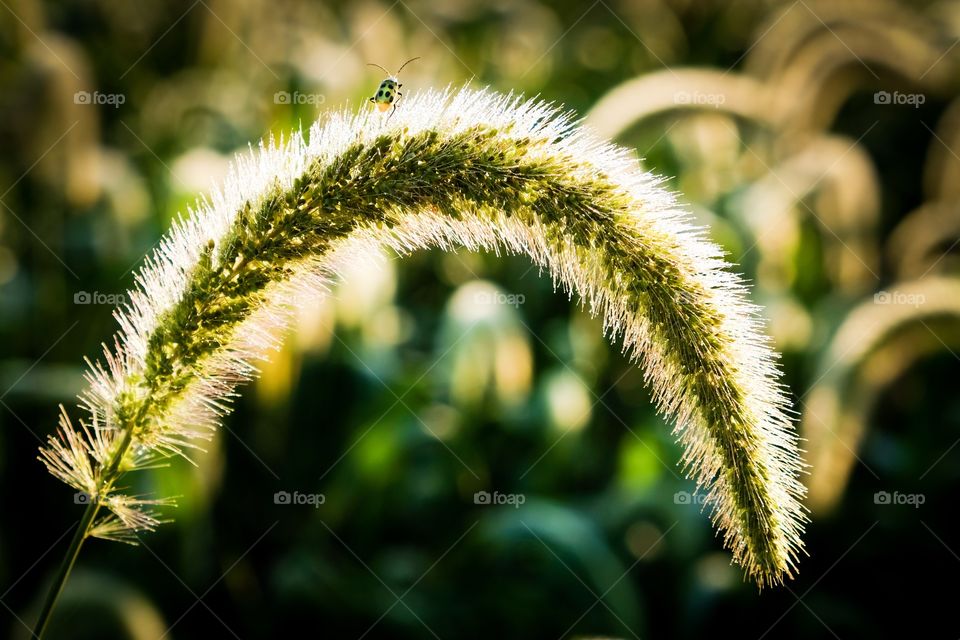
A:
[368,57,420,119]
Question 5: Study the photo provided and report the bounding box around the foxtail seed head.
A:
[40,86,806,586]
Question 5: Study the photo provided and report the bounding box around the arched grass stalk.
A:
[35,86,805,634]
[804,276,960,510]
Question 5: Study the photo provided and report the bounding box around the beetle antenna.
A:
[395,57,421,75]
[366,62,391,75]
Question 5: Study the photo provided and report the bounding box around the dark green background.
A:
[1,1,958,638]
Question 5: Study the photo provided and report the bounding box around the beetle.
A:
[368,57,420,119]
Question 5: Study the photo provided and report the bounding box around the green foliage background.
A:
[1,0,958,638]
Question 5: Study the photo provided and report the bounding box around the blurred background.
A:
[1,0,959,637]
